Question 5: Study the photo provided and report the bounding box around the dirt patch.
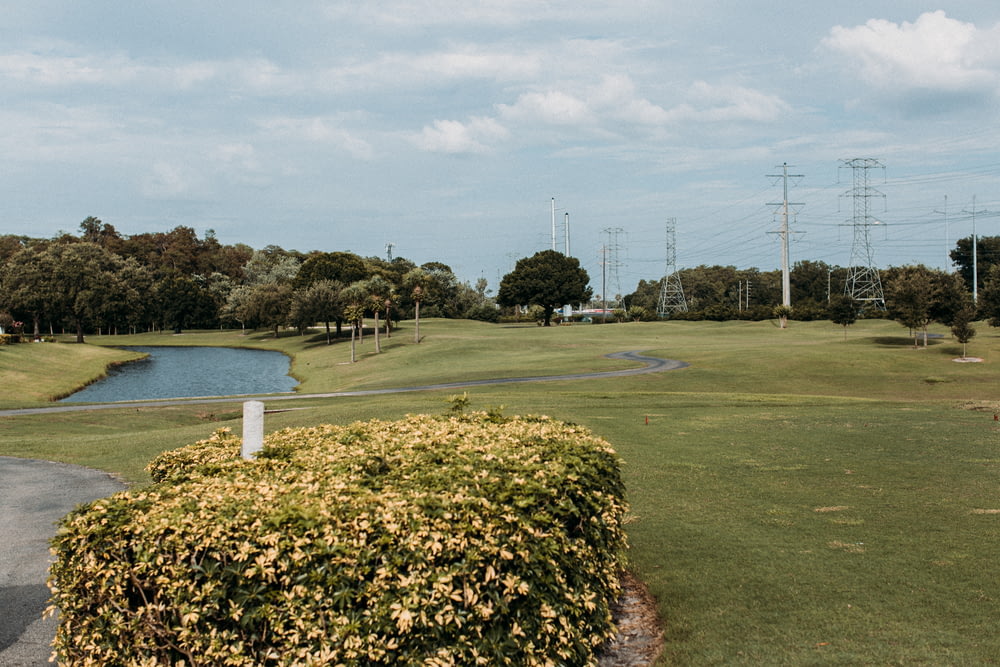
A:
[597,571,664,666]
[814,506,850,513]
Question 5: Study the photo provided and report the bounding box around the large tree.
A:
[950,235,1000,294]
[978,264,1000,328]
[497,250,592,326]
[35,242,135,342]
[885,265,935,347]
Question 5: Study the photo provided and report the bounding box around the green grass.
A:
[2,318,1000,664]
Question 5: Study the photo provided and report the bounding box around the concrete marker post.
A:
[241,400,265,460]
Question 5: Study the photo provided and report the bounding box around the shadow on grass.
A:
[871,336,943,348]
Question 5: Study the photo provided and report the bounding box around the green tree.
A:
[244,283,293,338]
[950,306,977,359]
[46,242,134,342]
[885,265,934,347]
[978,264,1000,327]
[773,304,792,329]
[154,275,218,333]
[403,268,431,343]
[363,275,392,353]
[288,280,343,343]
[293,251,368,289]
[928,270,970,327]
[950,235,1000,294]
[340,282,369,362]
[497,250,592,326]
[828,294,858,340]
[0,245,55,338]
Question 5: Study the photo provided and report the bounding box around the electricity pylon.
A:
[841,158,886,309]
[657,218,687,316]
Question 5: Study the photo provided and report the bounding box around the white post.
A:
[241,400,265,460]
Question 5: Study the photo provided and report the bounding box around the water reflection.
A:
[61,346,297,403]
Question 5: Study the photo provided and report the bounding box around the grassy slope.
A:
[2,318,999,664]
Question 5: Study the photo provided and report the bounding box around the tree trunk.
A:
[373,312,381,353]
[75,320,85,344]
[325,320,331,345]
[414,301,421,343]
[350,325,356,362]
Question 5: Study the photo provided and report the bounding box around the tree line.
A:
[625,238,1000,330]
[0,218,496,343]
[4,218,1000,342]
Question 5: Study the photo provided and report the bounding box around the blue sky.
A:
[3,2,999,293]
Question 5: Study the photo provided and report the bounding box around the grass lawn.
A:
[2,318,999,664]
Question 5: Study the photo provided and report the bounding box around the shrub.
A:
[49,413,629,666]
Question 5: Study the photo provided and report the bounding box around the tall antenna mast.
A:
[841,158,886,309]
[657,218,688,316]
[385,242,395,262]
[767,163,804,307]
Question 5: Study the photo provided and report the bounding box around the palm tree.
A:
[363,275,392,354]
[403,268,430,343]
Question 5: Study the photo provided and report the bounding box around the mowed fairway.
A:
[2,318,999,664]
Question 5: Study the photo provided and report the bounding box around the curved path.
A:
[0,351,686,664]
[0,458,125,666]
[0,350,688,417]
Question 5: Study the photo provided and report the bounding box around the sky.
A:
[3,2,1000,295]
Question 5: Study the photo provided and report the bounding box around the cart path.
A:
[0,350,688,417]
[0,457,125,666]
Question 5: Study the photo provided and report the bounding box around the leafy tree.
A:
[44,242,135,342]
[243,283,293,338]
[497,250,592,326]
[950,235,1000,294]
[828,294,858,340]
[78,216,123,253]
[928,270,971,327]
[154,275,218,333]
[293,251,368,289]
[950,306,977,359]
[242,250,301,286]
[0,245,55,338]
[978,264,1000,327]
[885,265,934,347]
[289,280,343,343]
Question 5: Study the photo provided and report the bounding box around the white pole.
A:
[551,198,556,251]
[241,401,265,460]
[564,212,570,255]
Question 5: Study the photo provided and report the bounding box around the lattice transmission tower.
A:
[602,227,625,309]
[657,218,687,316]
[841,158,886,309]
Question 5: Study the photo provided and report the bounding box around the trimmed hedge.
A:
[49,412,629,666]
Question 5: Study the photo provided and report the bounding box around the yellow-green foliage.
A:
[49,412,629,666]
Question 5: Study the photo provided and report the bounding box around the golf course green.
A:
[1,318,998,664]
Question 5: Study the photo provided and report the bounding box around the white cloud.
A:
[823,11,1000,93]
[141,161,195,198]
[413,116,508,154]
[256,116,374,160]
[499,90,595,126]
[0,52,140,86]
[678,81,791,123]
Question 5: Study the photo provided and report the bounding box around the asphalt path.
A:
[0,457,125,666]
[0,350,686,664]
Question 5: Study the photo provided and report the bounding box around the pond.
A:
[60,346,298,403]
